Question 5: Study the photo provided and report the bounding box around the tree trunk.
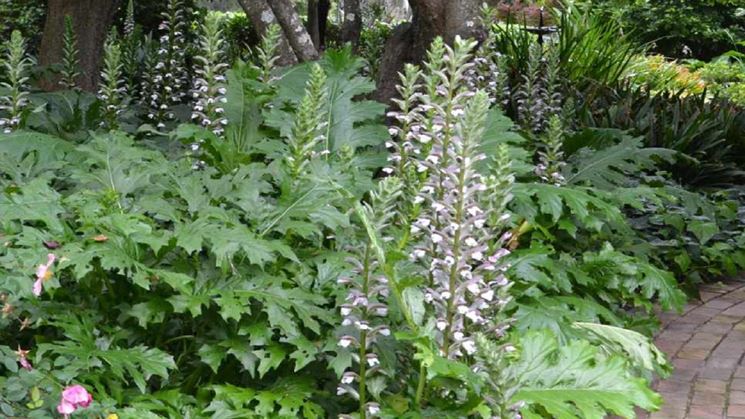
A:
[318,0,330,48]
[341,0,362,46]
[38,0,120,92]
[374,0,483,103]
[307,0,320,48]
[268,0,319,62]
[237,0,298,66]
[306,0,331,50]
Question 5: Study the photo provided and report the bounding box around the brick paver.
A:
[643,281,745,419]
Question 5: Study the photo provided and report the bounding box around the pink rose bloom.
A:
[33,253,56,297]
[62,385,92,407]
[56,400,75,416]
[56,385,92,418]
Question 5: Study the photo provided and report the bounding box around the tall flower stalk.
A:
[0,30,32,133]
[535,115,567,186]
[254,24,282,85]
[59,16,80,90]
[388,37,515,362]
[123,0,135,36]
[516,43,544,133]
[413,90,513,357]
[121,0,143,100]
[386,63,424,230]
[191,14,228,138]
[144,0,190,130]
[98,31,126,130]
[515,43,564,134]
[338,177,401,419]
[286,64,328,180]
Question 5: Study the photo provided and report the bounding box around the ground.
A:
[644,280,745,418]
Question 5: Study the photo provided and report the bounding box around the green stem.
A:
[358,329,368,419]
[382,257,429,411]
[441,138,468,358]
[415,361,427,407]
[358,245,371,419]
[382,263,416,331]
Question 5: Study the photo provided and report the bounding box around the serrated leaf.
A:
[216,292,246,322]
[511,330,662,418]
[285,335,319,372]
[199,344,225,374]
[254,345,287,378]
[688,220,719,245]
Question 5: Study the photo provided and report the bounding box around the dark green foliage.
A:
[0,0,45,55]
[509,329,662,418]
[113,0,199,39]
[358,21,394,80]
[0,49,395,418]
[220,12,260,63]
[592,0,745,60]
[580,89,745,187]
[5,3,745,417]
[556,3,643,92]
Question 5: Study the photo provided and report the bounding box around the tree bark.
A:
[318,0,330,48]
[268,0,319,62]
[341,0,362,46]
[38,0,121,92]
[237,0,298,66]
[374,0,483,103]
[307,0,320,48]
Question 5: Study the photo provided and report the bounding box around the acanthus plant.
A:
[191,14,228,141]
[386,62,423,216]
[253,24,282,85]
[121,0,143,100]
[464,17,509,108]
[411,89,514,358]
[59,16,80,91]
[385,36,517,413]
[0,30,32,133]
[143,0,190,130]
[98,31,126,130]
[515,43,563,134]
[123,0,135,37]
[535,114,567,186]
[285,63,328,180]
[337,178,401,419]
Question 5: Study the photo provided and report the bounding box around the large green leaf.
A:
[564,130,676,190]
[573,322,670,376]
[511,330,662,419]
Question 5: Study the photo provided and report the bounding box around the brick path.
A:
[645,281,745,419]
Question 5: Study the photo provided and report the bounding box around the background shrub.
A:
[592,0,745,60]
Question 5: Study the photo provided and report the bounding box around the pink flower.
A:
[56,385,92,418]
[15,346,32,371]
[32,253,56,297]
[19,355,32,371]
[62,385,92,407]
[57,400,75,416]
